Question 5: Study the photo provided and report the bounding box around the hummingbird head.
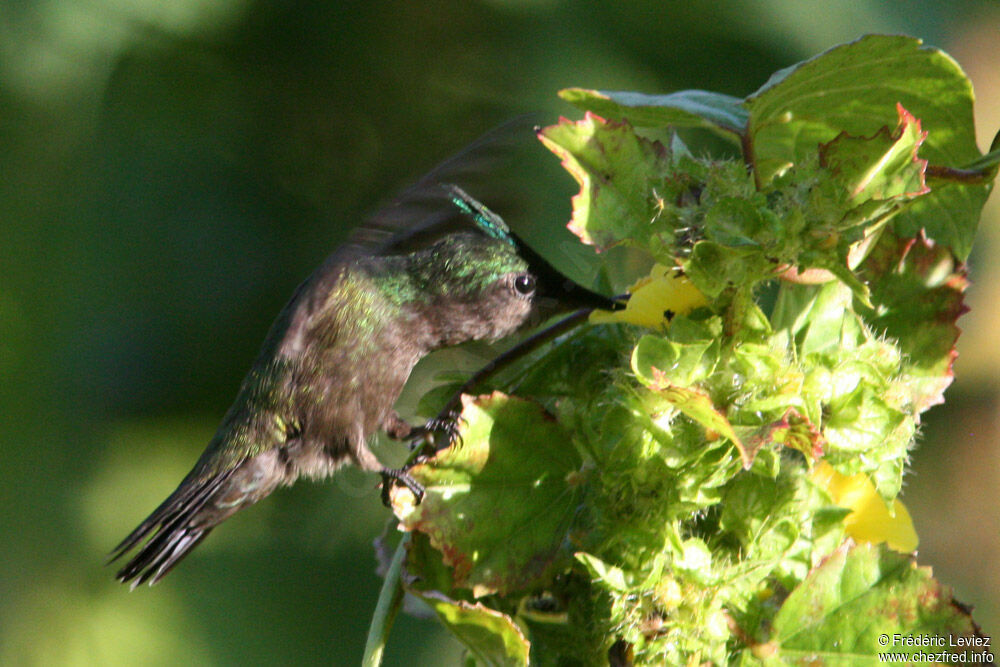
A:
[408,233,535,343]
[405,188,623,345]
[445,185,623,314]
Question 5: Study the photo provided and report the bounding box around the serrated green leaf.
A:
[419,594,530,667]
[864,454,908,508]
[575,552,629,592]
[818,104,929,209]
[682,241,765,298]
[702,196,774,247]
[391,393,581,597]
[537,113,674,249]
[631,334,718,387]
[640,372,750,469]
[760,543,982,663]
[824,388,907,454]
[559,88,747,138]
[745,34,987,259]
[858,231,968,415]
[401,533,531,666]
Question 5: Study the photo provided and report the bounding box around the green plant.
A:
[371,35,1000,665]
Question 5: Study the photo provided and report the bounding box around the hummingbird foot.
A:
[415,412,464,452]
[380,466,425,507]
[383,410,461,455]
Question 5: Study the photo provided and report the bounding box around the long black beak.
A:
[512,235,626,312]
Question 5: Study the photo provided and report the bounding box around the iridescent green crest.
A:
[444,184,516,247]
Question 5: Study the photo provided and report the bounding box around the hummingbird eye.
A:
[513,274,536,297]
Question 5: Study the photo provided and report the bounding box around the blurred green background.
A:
[3,1,999,664]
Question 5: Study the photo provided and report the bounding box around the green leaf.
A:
[403,37,996,665]
[399,533,531,666]
[640,371,750,469]
[537,113,675,249]
[824,386,907,453]
[631,334,718,388]
[720,467,845,587]
[745,34,987,260]
[817,104,929,218]
[575,552,629,592]
[417,594,530,666]
[793,281,854,360]
[391,393,581,597]
[427,600,530,667]
[858,231,968,415]
[755,542,983,663]
[682,241,765,299]
[559,88,747,138]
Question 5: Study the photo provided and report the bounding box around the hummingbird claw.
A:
[402,411,464,454]
[423,412,464,451]
[380,467,425,507]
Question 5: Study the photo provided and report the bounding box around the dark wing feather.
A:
[343,113,541,257]
[109,468,236,588]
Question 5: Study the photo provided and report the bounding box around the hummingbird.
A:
[110,132,622,587]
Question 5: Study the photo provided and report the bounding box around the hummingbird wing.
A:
[342,114,541,257]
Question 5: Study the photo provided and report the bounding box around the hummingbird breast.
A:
[281,262,437,478]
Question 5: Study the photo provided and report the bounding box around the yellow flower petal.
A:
[811,461,918,553]
[589,264,707,328]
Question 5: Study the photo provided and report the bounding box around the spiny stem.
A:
[362,532,410,667]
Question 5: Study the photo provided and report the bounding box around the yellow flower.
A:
[589,264,707,328]
[811,461,918,553]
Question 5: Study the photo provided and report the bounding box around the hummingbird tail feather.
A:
[110,468,235,587]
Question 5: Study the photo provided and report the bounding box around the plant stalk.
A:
[361,532,410,667]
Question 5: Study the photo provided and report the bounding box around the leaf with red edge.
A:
[400,533,531,666]
[819,103,930,218]
[390,392,581,598]
[645,368,751,469]
[749,408,825,463]
[858,231,968,415]
[537,112,676,249]
[746,542,985,663]
[745,34,987,260]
